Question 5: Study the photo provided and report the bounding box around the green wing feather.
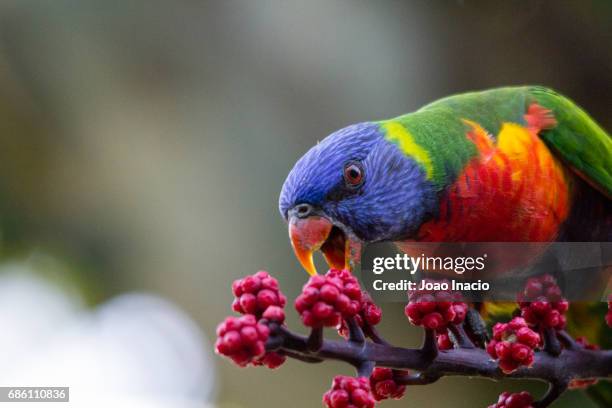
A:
[383,86,611,198]
[528,86,612,198]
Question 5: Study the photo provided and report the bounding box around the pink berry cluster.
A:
[517,275,568,330]
[216,271,287,369]
[338,291,382,339]
[295,269,363,328]
[568,337,600,389]
[323,376,376,408]
[486,317,540,374]
[215,315,271,367]
[404,279,468,334]
[232,270,287,318]
[606,294,612,328]
[369,368,407,401]
[488,391,534,408]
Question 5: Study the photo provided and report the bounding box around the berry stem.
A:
[396,371,440,386]
[307,327,324,352]
[542,328,562,356]
[421,328,439,361]
[557,330,577,350]
[363,323,390,346]
[533,379,568,408]
[357,360,375,377]
[282,350,324,363]
[346,317,366,344]
[449,323,475,349]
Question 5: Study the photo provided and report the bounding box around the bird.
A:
[279,86,611,277]
[278,86,612,405]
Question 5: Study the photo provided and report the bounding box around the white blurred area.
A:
[0,259,216,408]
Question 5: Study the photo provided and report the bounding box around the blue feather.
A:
[279,122,438,242]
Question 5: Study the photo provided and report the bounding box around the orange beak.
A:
[289,216,349,275]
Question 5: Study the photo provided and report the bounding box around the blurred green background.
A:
[0,1,609,407]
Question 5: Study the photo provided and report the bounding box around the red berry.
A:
[516,327,540,349]
[262,305,285,324]
[320,284,340,302]
[337,291,383,339]
[487,317,539,374]
[404,279,467,330]
[437,330,453,350]
[232,271,286,318]
[488,391,534,408]
[323,376,376,408]
[498,358,520,374]
[554,300,569,314]
[252,351,286,369]
[369,368,407,401]
[242,275,261,293]
[524,280,542,299]
[517,275,568,330]
[363,301,383,326]
[422,312,444,330]
[296,269,363,328]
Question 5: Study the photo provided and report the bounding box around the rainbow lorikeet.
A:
[279,86,612,405]
[279,86,610,275]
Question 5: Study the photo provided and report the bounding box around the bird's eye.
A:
[343,162,364,187]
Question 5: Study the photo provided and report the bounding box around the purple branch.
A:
[268,324,612,405]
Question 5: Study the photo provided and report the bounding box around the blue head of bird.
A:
[279,122,437,275]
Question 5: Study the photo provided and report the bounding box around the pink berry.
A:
[437,330,453,350]
[488,391,534,408]
[337,291,383,339]
[239,293,257,314]
[405,279,467,330]
[232,271,286,319]
[516,327,540,349]
[517,275,568,330]
[252,351,286,369]
[262,305,285,323]
[323,376,375,408]
[295,269,363,328]
[487,317,539,374]
[422,312,444,330]
[369,368,407,401]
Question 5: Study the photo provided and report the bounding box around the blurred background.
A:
[0,1,608,407]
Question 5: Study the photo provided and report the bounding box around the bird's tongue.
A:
[289,216,347,275]
[320,226,349,271]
